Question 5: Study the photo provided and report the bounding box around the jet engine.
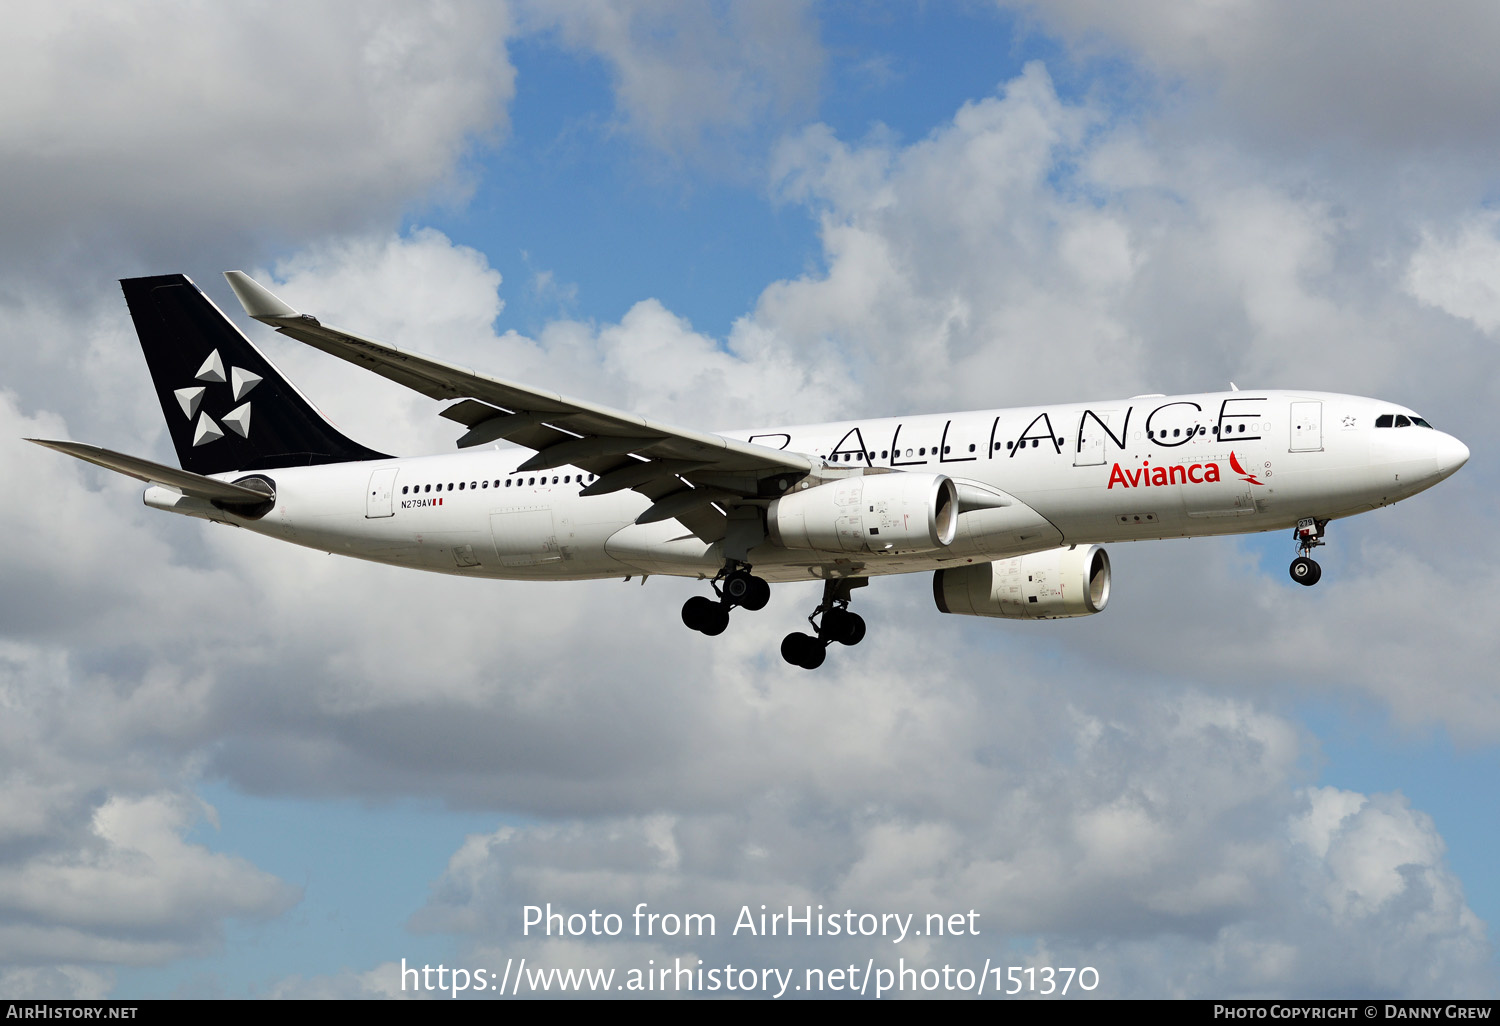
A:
[768,473,959,554]
[933,545,1110,619]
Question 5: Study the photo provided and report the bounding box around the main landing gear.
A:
[681,562,771,636]
[1289,517,1326,586]
[781,577,868,670]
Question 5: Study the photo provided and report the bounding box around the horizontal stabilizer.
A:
[27,439,274,505]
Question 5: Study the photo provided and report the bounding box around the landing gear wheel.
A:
[1289,556,1322,586]
[742,576,771,611]
[722,570,752,604]
[820,608,866,646]
[781,632,826,669]
[700,604,730,635]
[723,570,771,611]
[842,612,866,646]
[1290,518,1327,587]
[682,595,730,633]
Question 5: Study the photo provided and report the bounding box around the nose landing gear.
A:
[782,577,868,669]
[1289,517,1326,586]
[681,561,771,635]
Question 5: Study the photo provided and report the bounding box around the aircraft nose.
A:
[1433,432,1470,479]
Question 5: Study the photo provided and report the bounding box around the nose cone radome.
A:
[1434,432,1470,480]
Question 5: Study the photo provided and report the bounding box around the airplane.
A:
[30,273,1470,669]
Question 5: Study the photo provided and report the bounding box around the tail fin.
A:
[122,274,389,474]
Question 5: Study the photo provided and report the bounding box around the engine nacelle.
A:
[768,473,959,554]
[933,545,1111,619]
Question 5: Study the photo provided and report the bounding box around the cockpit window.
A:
[1375,412,1434,428]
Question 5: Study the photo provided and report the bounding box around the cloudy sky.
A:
[3,0,1498,1000]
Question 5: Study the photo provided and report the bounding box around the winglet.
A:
[224,270,301,322]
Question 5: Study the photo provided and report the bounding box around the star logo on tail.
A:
[176,349,262,446]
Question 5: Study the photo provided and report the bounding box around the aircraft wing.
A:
[224,272,814,541]
[26,439,274,506]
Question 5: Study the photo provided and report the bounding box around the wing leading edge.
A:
[224,272,814,541]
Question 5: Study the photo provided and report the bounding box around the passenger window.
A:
[458,482,465,490]
[424,485,431,493]
[402,486,408,494]
[528,477,535,485]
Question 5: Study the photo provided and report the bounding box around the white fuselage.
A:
[147,390,1469,583]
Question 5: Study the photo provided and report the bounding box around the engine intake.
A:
[934,545,1111,619]
[768,473,959,554]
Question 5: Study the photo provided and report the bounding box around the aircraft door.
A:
[1290,401,1323,452]
[365,467,397,518]
[1074,410,1122,467]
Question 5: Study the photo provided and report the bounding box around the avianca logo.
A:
[1227,451,1262,485]
[1107,452,1262,489]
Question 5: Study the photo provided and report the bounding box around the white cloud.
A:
[0,966,114,1001]
[758,60,1495,431]
[0,793,296,966]
[409,698,1490,996]
[1007,0,1500,158]
[0,1,516,270]
[521,0,823,165]
[1406,216,1500,336]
